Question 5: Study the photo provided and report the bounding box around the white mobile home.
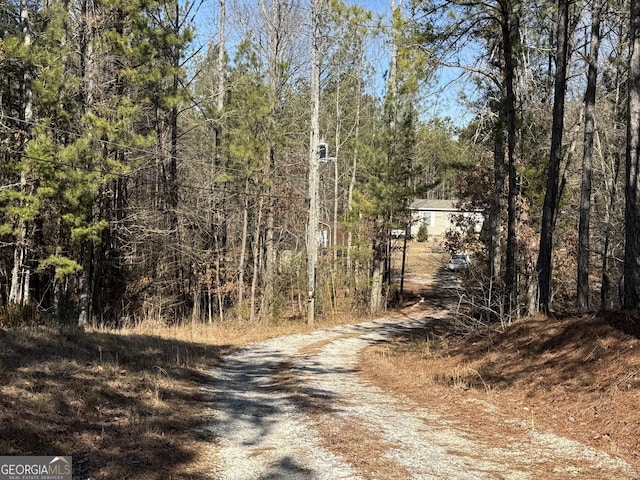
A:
[409,199,483,239]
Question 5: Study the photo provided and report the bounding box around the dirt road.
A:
[204,304,637,479]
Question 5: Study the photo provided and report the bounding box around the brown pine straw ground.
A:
[359,243,640,475]
[360,306,640,474]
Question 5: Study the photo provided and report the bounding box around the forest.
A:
[2,0,640,328]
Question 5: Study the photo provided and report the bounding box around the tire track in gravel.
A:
[204,312,638,479]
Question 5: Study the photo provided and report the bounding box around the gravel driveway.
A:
[205,310,638,479]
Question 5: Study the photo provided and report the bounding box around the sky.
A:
[351,0,477,127]
[191,0,475,129]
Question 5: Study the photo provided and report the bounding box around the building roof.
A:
[409,199,458,211]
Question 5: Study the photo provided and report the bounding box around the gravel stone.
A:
[205,312,637,479]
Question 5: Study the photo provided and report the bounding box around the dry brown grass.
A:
[313,417,410,479]
[0,324,227,479]
[354,242,640,475]
[0,313,363,479]
[0,243,441,479]
[6,242,638,478]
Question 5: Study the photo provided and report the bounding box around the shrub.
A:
[416,223,429,242]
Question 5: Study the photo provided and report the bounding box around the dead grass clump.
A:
[119,311,369,348]
[267,356,411,478]
[315,417,410,479]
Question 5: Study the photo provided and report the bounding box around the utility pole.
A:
[306,0,322,325]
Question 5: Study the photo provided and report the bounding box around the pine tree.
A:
[624,0,640,308]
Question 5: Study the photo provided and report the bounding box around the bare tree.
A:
[8,0,33,306]
[500,0,520,318]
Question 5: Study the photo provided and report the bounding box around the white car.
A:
[448,253,470,271]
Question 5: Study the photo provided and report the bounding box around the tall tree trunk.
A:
[238,178,250,308]
[261,0,282,317]
[214,232,226,322]
[624,0,640,308]
[346,101,361,274]
[250,196,264,322]
[331,93,342,270]
[488,101,505,294]
[9,174,29,306]
[169,1,183,316]
[9,213,28,305]
[369,0,399,314]
[370,234,384,313]
[214,0,225,165]
[77,242,92,327]
[577,0,602,311]
[10,0,33,306]
[601,26,625,309]
[602,151,622,309]
[77,0,96,326]
[333,87,341,268]
[263,192,275,315]
[306,0,323,325]
[213,0,227,314]
[537,0,570,313]
[501,0,519,318]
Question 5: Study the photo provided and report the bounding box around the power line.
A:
[3,149,308,203]
[0,113,159,159]
[0,112,311,181]
[10,152,132,176]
